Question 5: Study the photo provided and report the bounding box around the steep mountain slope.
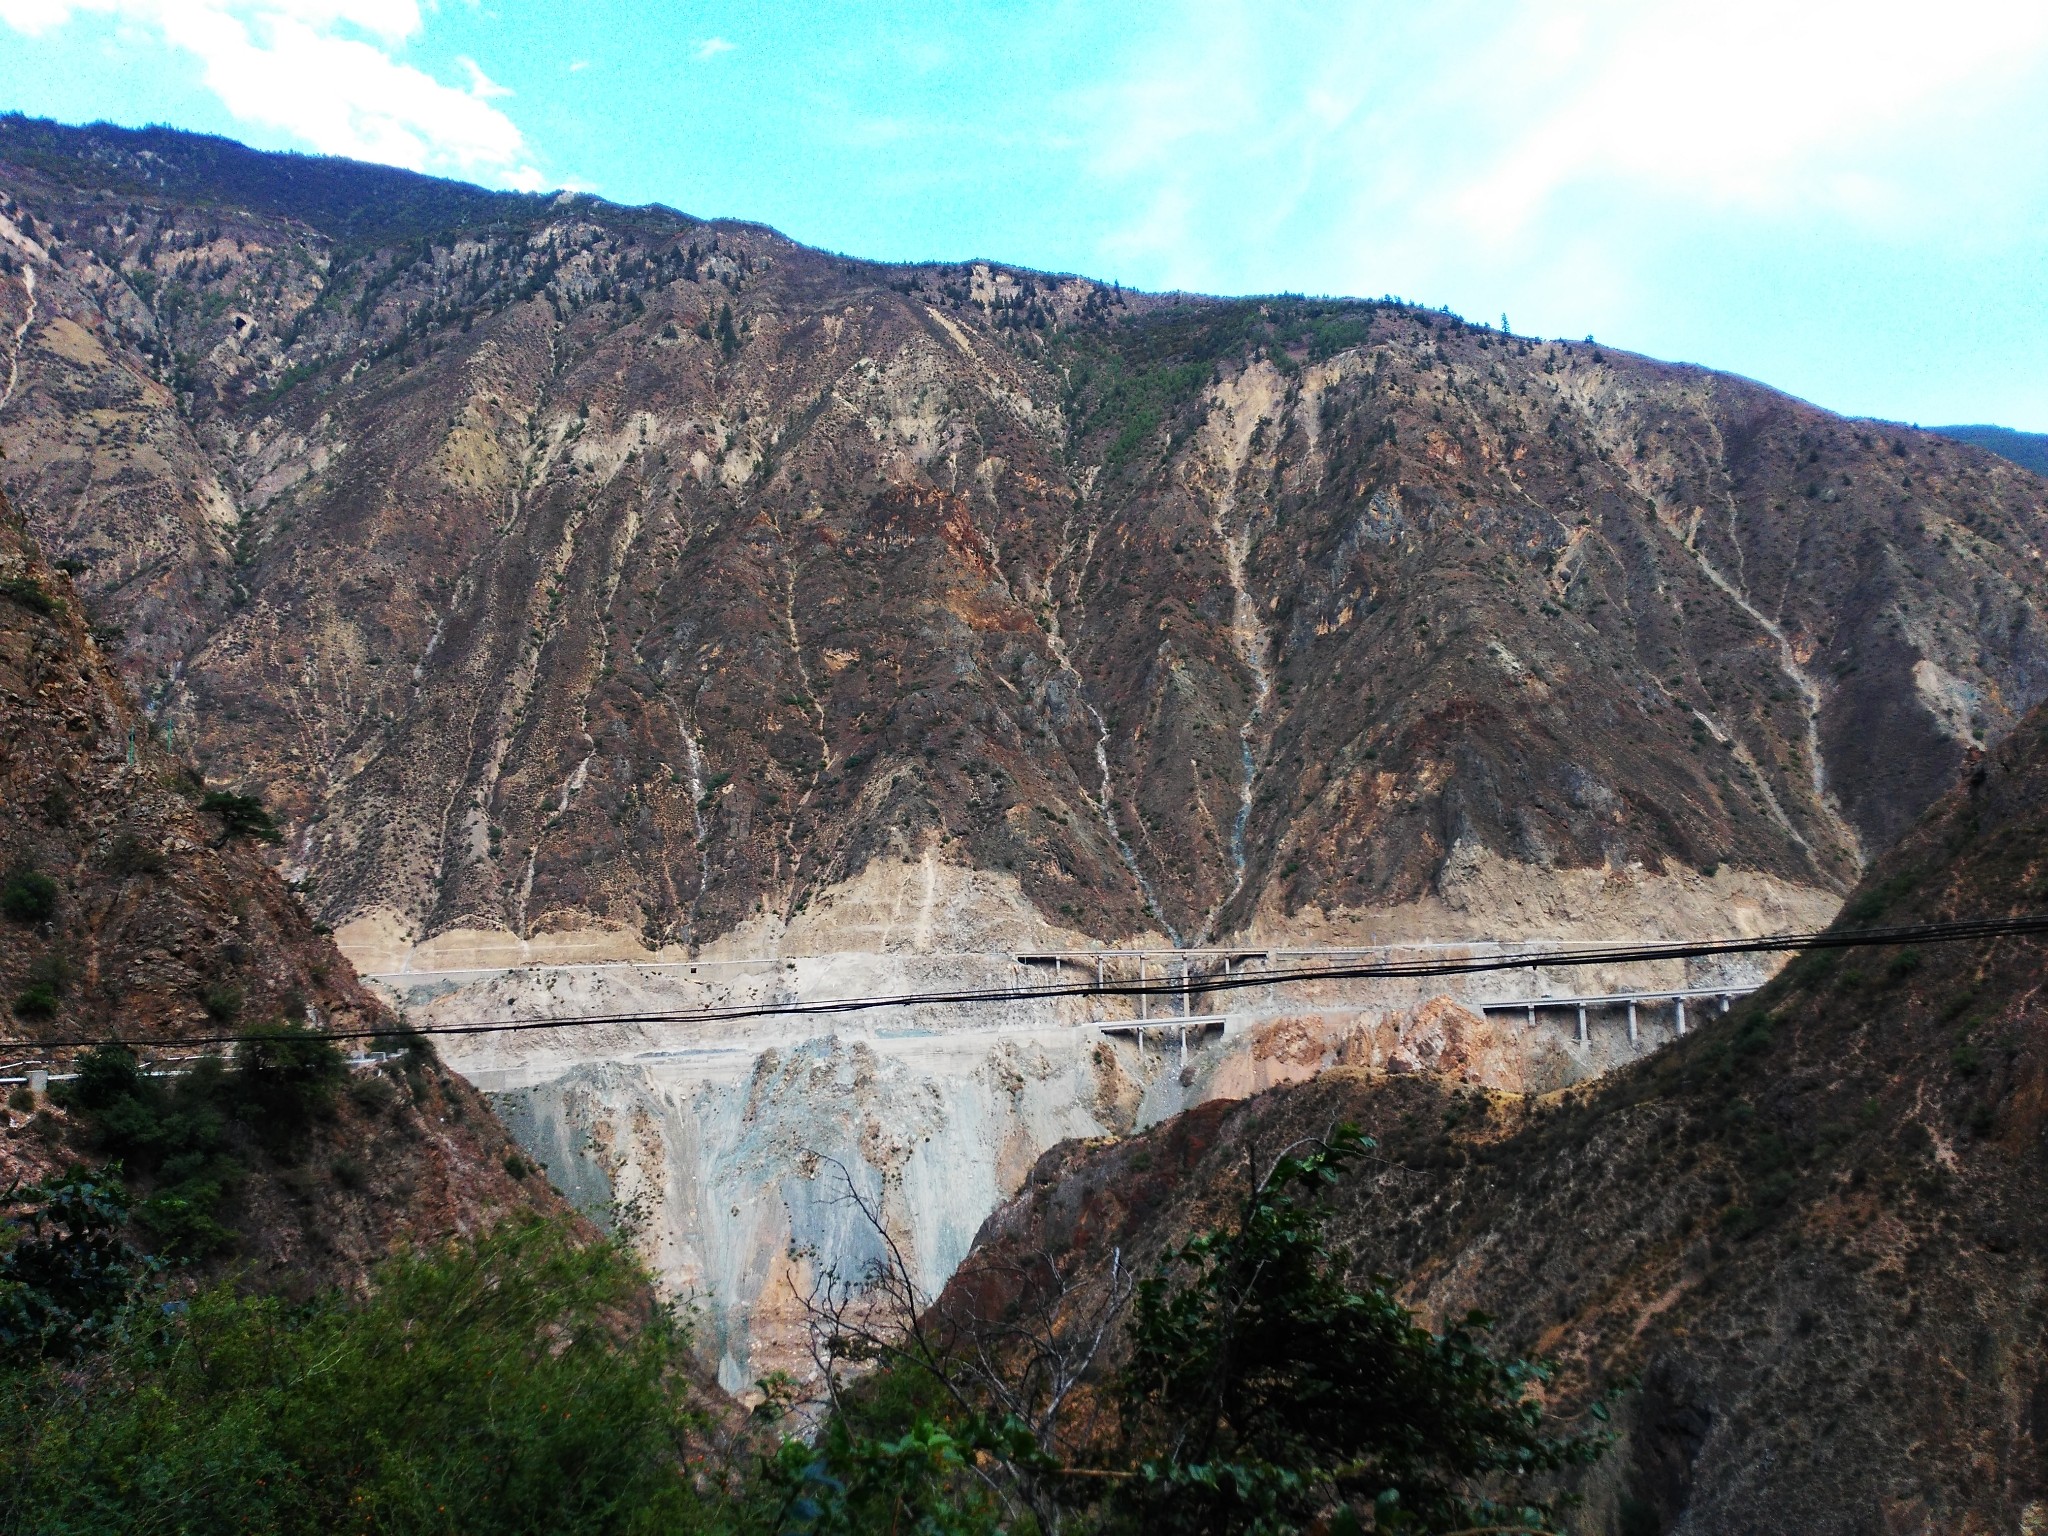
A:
[2,117,2045,962]
[952,714,2048,1533]
[0,489,554,1285]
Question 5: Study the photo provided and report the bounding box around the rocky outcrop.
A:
[489,1026,1153,1394]
[944,710,2048,1534]
[2,118,2044,965]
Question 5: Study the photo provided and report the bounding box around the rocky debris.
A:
[944,708,2048,1533]
[2,119,2043,964]
[489,1024,1166,1397]
[0,488,560,1286]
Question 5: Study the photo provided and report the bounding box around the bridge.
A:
[1094,1014,1230,1065]
[1477,985,1757,1044]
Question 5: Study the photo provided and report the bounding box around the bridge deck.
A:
[1478,983,1760,1043]
[1477,984,1758,1012]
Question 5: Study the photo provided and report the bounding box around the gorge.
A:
[4,114,2047,1395]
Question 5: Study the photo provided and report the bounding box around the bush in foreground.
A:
[0,1216,728,1536]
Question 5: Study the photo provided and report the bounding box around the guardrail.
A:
[0,1050,407,1093]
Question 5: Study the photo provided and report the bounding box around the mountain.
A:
[0,487,553,1284]
[3,116,2046,969]
[950,707,2048,1533]
[1933,424,2048,477]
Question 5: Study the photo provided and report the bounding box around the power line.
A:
[4,911,2043,1054]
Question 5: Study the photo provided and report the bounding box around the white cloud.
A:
[455,53,510,99]
[0,0,544,189]
[0,0,80,28]
[1452,0,2048,234]
[694,36,732,61]
[1066,0,2048,303]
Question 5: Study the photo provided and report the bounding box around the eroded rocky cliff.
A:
[3,117,2045,966]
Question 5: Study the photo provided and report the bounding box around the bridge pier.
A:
[1627,999,1638,1046]
[1675,996,1687,1035]
[1576,1003,1587,1046]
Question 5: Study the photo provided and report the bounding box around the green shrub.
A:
[56,1047,241,1257]
[0,574,58,616]
[347,1073,396,1117]
[0,1219,719,1534]
[0,867,57,923]
[103,832,166,877]
[1731,1012,1776,1060]
[0,1172,144,1363]
[10,983,57,1020]
[54,1034,349,1256]
[808,1126,1608,1536]
[200,789,283,843]
[770,1415,1002,1536]
[1114,1126,1604,1534]
[231,1021,346,1153]
[1842,869,1918,925]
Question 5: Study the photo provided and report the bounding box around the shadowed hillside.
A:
[0,488,557,1285]
[950,711,2048,1532]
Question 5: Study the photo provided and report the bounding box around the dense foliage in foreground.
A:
[0,1129,1595,1534]
[0,1211,724,1535]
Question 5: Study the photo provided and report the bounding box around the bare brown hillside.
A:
[0,488,558,1286]
[2,119,2044,957]
[949,713,2048,1533]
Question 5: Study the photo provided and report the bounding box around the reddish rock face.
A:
[0,488,559,1285]
[3,119,2045,956]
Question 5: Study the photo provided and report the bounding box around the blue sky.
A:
[2,0,2045,431]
